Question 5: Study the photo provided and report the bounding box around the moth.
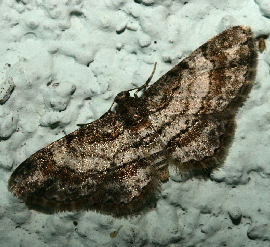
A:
[9,26,257,216]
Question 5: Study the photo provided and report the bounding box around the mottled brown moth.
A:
[9,26,257,216]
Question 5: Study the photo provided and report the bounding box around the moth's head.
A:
[114,91,130,104]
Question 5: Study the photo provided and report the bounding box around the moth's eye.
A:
[115,91,130,102]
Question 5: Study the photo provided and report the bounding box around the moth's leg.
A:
[77,123,87,127]
[134,62,157,97]
[108,99,116,111]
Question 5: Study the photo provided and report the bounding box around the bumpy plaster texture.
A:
[1,0,270,247]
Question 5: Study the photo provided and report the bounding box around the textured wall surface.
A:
[1,0,270,246]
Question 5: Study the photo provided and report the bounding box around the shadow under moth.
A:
[9,26,257,216]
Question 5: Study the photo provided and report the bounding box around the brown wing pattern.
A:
[8,26,257,216]
[142,26,256,173]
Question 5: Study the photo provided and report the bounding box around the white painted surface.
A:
[1,0,270,246]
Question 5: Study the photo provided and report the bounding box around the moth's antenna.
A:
[109,62,157,111]
[134,62,157,97]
